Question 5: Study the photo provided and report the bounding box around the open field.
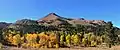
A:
[2,46,120,50]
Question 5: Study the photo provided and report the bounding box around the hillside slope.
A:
[37,13,106,26]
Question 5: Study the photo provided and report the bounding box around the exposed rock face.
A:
[37,13,106,26]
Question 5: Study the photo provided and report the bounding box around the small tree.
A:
[66,34,71,46]
[12,34,21,47]
[82,38,87,47]
[73,34,79,45]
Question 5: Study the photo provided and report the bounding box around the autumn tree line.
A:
[0,19,120,48]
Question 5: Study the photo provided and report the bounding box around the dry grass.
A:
[2,46,120,50]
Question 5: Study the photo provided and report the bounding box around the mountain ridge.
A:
[0,13,108,30]
[37,13,106,26]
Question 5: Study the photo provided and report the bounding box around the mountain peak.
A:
[48,13,58,16]
[37,13,106,25]
[45,13,61,18]
[39,13,61,21]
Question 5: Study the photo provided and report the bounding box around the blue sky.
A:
[0,0,120,27]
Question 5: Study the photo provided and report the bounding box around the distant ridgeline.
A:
[0,13,120,48]
[1,13,120,34]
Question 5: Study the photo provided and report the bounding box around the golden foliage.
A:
[12,34,21,46]
[4,31,104,48]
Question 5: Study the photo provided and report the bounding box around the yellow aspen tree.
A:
[7,34,13,43]
[55,43,59,48]
[60,35,64,45]
[38,33,46,46]
[82,38,87,47]
[66,34,71,46]
[12,34,21,47]
[73,34,79,45]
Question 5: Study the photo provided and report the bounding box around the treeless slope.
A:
[38,13,106,26]
[68,19,89,25]
[39,13,60,21]
[37,13,70,25]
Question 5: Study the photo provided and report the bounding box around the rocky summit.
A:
[37,13,106,26]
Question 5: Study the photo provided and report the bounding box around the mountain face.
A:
[39,13,61,21]
[37,13,71,25]
[37,13,106,26]
[0,22,12,29]
[15,19,38,25]
[2,13,119,34]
